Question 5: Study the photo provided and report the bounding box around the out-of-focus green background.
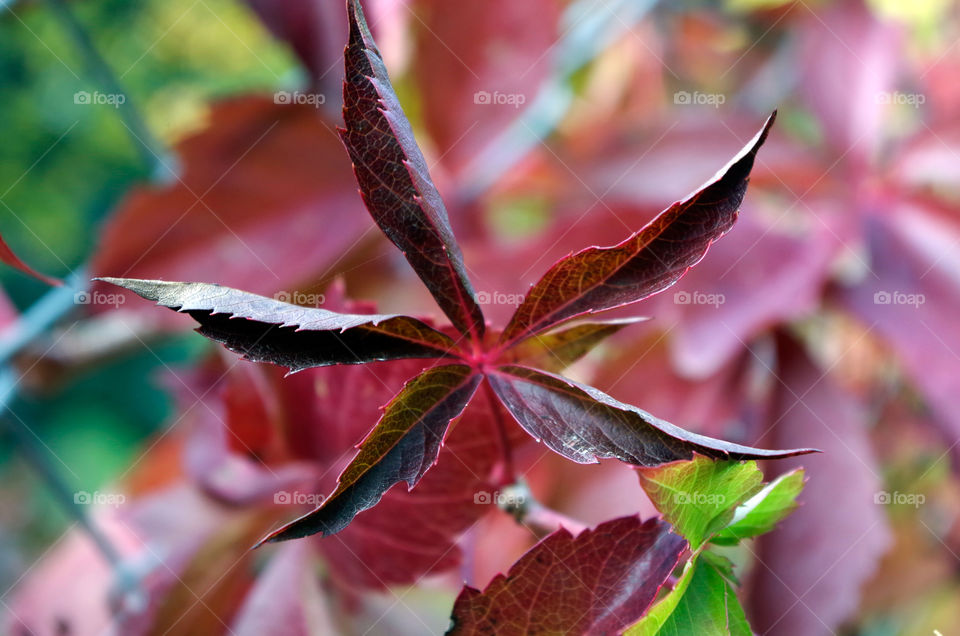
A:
[0,0,298,562]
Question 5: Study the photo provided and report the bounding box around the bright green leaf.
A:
[711,468,805,545]
[638,455,763,549]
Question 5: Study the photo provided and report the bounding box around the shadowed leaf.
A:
[500,113,775,346]
[98,278,461,371]
[342,0,484,340]
[488,365,817,466]
[502,318,645,373]
[449,516,686,635]
[258,364,481,543]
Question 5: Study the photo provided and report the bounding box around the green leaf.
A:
[637,455,763,549]
[711,468,805,545]
[628,555,751,636]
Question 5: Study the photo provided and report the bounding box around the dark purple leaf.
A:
[257,364,481,543]
[500,113,776,346]
[341,0,485,341]
[98,278,461,371]
[488,365,817,466]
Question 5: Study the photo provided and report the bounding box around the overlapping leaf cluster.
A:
[447,456,805,635]
[100,0,813,546]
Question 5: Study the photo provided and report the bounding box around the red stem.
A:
[483,377,515,487]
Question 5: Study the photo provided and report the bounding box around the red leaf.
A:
[90,98,367,311]
[449,516,686,635]
[341,0,485,341]
[839,208,960,441]
[488,364,817,466]
[244,0,347,98]
[99,278,462,371]
[500,113,775,346]
[0,232,60,286]
[747,335,891,635]
[411,0,560,177]
[320,381,523,588]
[258,364,482,543]
[231,542,338,636]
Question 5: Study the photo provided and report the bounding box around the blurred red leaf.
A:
[449,515,686,635]
[748,335,890,635]
[243,0,347,98]
[230,542,338,636]
[411,0,561,177]
[839,207,960,442]
[0,232,60,286]
[91,97,368,315]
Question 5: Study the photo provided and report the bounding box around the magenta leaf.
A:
[341,0,485,341]
[0,232,60,286]
[448,516,686,635]
[257,364,482,543]
[98,278,461,371]
[488,365,817,466]
[500,113,776,346]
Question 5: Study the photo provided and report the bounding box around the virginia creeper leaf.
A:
[342,0,485,340]
[89,98,367,316]
[257,364,481,543]
[502,317,646,373]
[0,232,60,286]
[98,278,461,371]
[711,468,805,546]
[500,113,776,346]
[637,456,764,550]
[488,365,817,467]
[448,516,686,635]
[629,555,751,636]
